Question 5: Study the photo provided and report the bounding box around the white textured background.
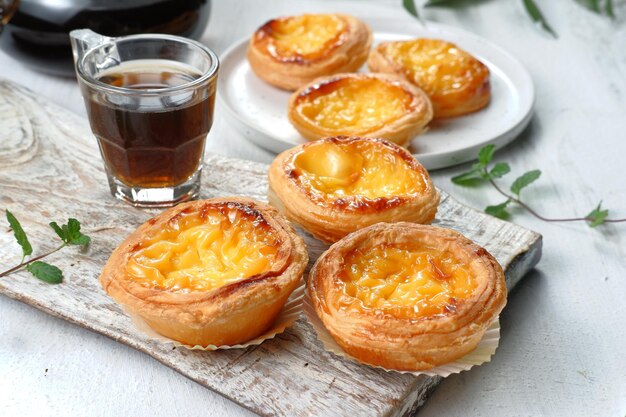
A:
[1,1,625,416]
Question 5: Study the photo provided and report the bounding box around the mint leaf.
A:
[489,162,511,179]
[6,210,33,258]
[424,0,459,5]
[49,221,67,242]
[522,0,557,38]
[485,200,511,220]
[478,145,496,166]
[424,0,485,4]
[66,218,90,246]
[575,0,601,13]
[49,219,90,246]
[2,213,92,282]
[452,157,508,186]
[71,235,91,246]
[25,261,63,284]
[586,201,609,228]
[451,170,484,187]
[605,0,614,18]
[471,162,484,171]
[510,170,541,196]
[403,0,420,19]
[576,0,616,17]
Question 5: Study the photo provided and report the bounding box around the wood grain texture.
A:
[0,80,541,417]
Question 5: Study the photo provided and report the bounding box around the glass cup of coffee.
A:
[70,29,218,207]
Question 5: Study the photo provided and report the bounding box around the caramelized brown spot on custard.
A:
[256,14,347,63]
[285,138,427,211]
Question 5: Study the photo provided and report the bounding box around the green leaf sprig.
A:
[575,0,615,18]
[0,210,91,283]
[451,145,626,227]
[402,0,616,38]
[403,0,421,21]
[522,0,558,38]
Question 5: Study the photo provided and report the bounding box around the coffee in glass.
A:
[71,30,219,207]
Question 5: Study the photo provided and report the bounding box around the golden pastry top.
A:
[126,203,281,292]
[340,242,476,320]
[254,14,347,62]
[378,39,489,100]
[292,75,418,134]
[286,137,427,209]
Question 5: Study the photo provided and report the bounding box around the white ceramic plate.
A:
[218,19,534,170]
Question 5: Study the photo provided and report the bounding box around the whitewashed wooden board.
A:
[0,80,541,417]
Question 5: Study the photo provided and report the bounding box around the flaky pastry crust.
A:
[99,197,307,347]
[368,39,490,118]
[247,13,372,91]
[268,136,439,243]
[308,223,507,371]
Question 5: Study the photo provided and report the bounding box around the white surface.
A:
[1,1,625,417]
[219,19,534,169]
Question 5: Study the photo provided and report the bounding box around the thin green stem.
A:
[484,170,626,224]
[0,244,66,278]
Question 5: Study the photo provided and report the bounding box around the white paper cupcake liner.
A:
[303,290,500,377]
[126,281,305,350]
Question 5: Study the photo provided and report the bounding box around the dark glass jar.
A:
[0,0,211,76]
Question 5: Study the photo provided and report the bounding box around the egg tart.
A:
[248,13,372,91]
[99,198,308,347]
[308,223,506,371]
[368,39,490,118]
[288,73,432,146]
[268,136,439,243]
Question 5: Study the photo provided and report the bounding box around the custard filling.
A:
[126,205,281,292]
[291,140,425,200]
[267,14,346,60]
[296,78,414,133]
[381,39,488,99]
[340,243,476,319]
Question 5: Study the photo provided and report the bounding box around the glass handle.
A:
[69,29,114,67]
